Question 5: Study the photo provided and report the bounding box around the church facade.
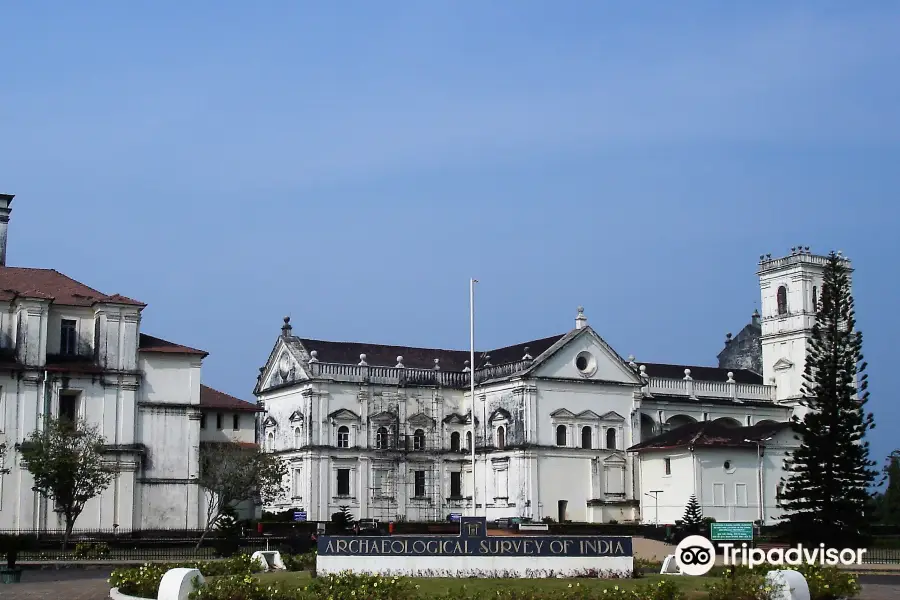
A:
[255,247,846,524]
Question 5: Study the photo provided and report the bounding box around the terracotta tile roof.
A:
[200,384,263,412]
[627,420,793,452]
[295,333,566,371]
[0,267,145,307]
[139,333,208,357]
[636,362,762,384]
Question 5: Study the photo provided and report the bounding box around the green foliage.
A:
[197,442,288,545]
[282,551,316,571]
[304,572,416,600]
[330,505,353,530]
[682,495,703,530]
[108,553,263,598]
[704,567,783,600]
[779,252,878,546]
[0,442,9,475]
[876,450,900,524]
[793,563,861,600]
[18,417,116,546]
[73,541,110,559]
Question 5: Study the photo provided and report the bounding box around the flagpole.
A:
[470,278,477,517]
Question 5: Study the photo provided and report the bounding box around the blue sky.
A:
[2,3,898,473]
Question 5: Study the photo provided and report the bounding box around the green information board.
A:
[710,522,754,541]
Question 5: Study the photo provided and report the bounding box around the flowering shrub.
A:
[189,574,307,600]
[302,572,417,600]
[705,567,783,600]
[433,580,684,600]
[108,553,262,598]
[73,542,110,559]
[793,563,860,599]
[282,551,316,571]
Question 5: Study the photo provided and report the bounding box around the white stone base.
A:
[158,568,204,600]
[766,569,810,600]
[316,555,634,578]
[251,550,286,571]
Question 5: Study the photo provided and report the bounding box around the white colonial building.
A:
[255,246,848,525]
[0,193,250,531]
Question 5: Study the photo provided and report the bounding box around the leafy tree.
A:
[18,417,116,549]
[682,495,703,532]
[0,442,9,475]
[197,441,287,547]
[877,451,900,525]
[778,252,878,546]
[330,505,354,531]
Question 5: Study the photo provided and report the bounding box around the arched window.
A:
[581,426,592,449]
[450,431,461,452]
[777,286,788,315]
[812,286,817,310]
[266,431,275,452]
[294,427,302,448]
[556,425,567,447]
[496,426,506,450]
[376,427,388,449]
[337,426,350,448]
[606,428,617,450]
[466,431,472,451]
[413,429,426,451]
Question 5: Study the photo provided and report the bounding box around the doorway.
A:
[557,500,568,523]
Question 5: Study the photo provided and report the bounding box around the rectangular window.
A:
[372,470,384,495]
[713,483,726,507]
[450,472,462,498]
[337,469,350,496]
[200,414,206,429]
[216,413,223,430]
[59,392,80,425]
[60,319,77,355]
[293,468,302,497]
[735,483,748,507]
[494,469,508,499]
[414,470,426,498]
[745,416,752,426]
[233,414,240,430]
[664,457,671,476]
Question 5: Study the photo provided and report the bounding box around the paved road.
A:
[3,569,899,599]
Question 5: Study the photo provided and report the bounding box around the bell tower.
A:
[757,247,852,418]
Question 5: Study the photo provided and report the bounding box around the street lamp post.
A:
[645,490,663,525]
[744,435,775,526]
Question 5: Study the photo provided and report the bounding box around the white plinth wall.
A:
[316,555,634,578]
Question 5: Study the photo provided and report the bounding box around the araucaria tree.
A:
[19,417,116,549]
[682,495,703,531]
[876,451,900,525]
[779,252,878,546]
[197,441,287,547]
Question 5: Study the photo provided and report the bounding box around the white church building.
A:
[255,246,847,526]
[0,193,258,531]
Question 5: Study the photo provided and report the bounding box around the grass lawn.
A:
[255,571,714,598]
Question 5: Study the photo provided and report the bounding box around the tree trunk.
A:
[195,522,213,550]
[62,517,75,552]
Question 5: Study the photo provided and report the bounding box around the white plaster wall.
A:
[200,411,257,444]
[317,554,634,577]
[140,355,201,406]
[637,451,694,525]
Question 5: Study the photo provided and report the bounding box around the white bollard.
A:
[660,554,682,575]
[250,550,286,572]
[157,568,204,600]
[765,569,810,600]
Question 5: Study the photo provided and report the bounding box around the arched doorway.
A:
[713,417,742,428]
[665,414,697,431]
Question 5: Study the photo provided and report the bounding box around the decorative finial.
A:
[804,246,810,252]
[575,306,587,329]
[434,358,440,370]
[522,347,532,360]
[837,250,842,256]
[766,253,771,259]
[727,372,735,383]
[281,316,292,336]
[463,360,470,372]
[308,350,318,362]
[639,365,648,379]
[395,356,404,368]
[791,247,796,254]
[683,368,692,380]
[760,254,765,261]
[483,354,492,367]
[358,354,367,366]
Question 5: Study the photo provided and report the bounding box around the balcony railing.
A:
[308,359,534,388]
[646,377,775,402]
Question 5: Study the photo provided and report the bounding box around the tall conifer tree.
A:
[779,252,877,546]
[682,495,704,532]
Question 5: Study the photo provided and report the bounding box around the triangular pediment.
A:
[489,408,512,423]
[328,409,360,422]
[262,416,278,428]
[370,411,398,425]
[600,411,626,422]
[550,408,576,419]
[289,410,304,423]
[603,454,627,465]
[442,413,467,425]
[525,327,644,386]
[256,337,309,394]
[773,358,794,371]
[575,410,602,420]
[407,412,435,428]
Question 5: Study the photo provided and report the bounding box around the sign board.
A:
[448,513,461,522]
[293,511,307,522]
[316,516,633,578]
[710,522,753,541]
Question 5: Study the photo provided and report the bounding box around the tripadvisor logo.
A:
[675,535,868,575]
